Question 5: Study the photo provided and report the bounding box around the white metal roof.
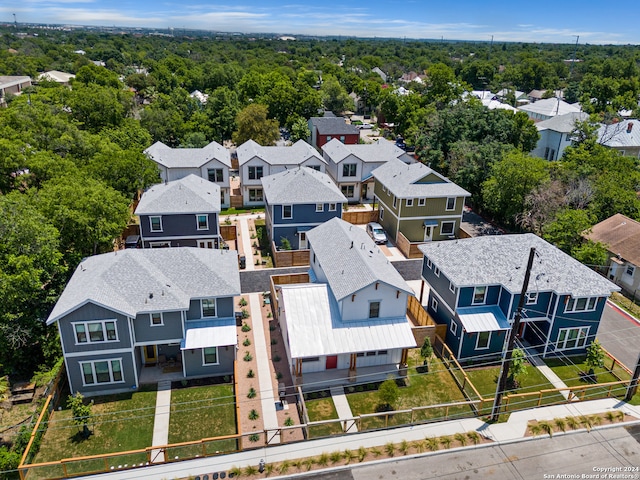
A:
[457,306,510,333]
[279,283,416,359]
[181,318,237,349]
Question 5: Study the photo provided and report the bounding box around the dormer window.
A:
[196,214,208,230]
[201,298,216,317]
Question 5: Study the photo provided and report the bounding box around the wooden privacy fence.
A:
[220,224,237,242]
[407,295,447,347]
[271,241,310,267]
[396,231,425,259]
[342,210,378,225]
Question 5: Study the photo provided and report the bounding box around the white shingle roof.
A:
[47,248,240,324]
[519,98,581,117]
[135,174,221,215]
[261,167,346,205]
[536,112,590,133]
[419,234,619,298]
[321,138,408,164]
[237,139,326,167]
[144,141,231,168]
[372,157,470,199]
[279,283,416,358]
[307,218,411,301]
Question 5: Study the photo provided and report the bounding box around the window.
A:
[329,203,337,212]
[434,266,440,277]
[282,205,293,219]
[207,168,223,182]
[379,207,384,220]
[150,216,162,232]
[150,313,163,326]
[441,221,455,236]
[249,188,263,202]
[302,357,320,363]
[450,321,458,335]
[393,196,397,208]
[316,203,324,212]
[339,135,345,143]
[220,191,225,205]
[556,327,589,350]
[431,297,438,312]
[626,265,636,277]
[196,214,208,230]
[202,347,218,365]
[406,198,414,207]
[248,166,263,180]
[150,241,171,248]
[476,331,491,350]
[526,292,538,305]
[308,165,321,171]
[326,136,332,142]
[81,359,124,385]
[342,163,357,177]
[418,198,426,206]
[201,298,216,317]
[73,320,117,344]
[341,185,355,198]
[446,197,456,211]
[565,296,597,313]
[473,286,487,305]
[366,351,377,356]
[378,350,388,355]
[382,186,387,194]
[449,282,457,294]
[369,301,381,318]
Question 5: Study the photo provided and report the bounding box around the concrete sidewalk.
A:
[84,397,640,480]
[519,341,573,400]
[330,386,358,433]
[150,380,172,463]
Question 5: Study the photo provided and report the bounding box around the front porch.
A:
[139,363,185,385]
[293,363,405,393]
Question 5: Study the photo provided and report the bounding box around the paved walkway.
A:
[330,386,358,433]
[85,397,640,480]
[519,340,572,400]
[237,214,255,271]
[150,380,172,463]
[249,292,280,443]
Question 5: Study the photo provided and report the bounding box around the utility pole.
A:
[491,247,537,421]
[488,35,494,61]
[625,353,640,401]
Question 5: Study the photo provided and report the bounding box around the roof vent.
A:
[350,241,353,249]
[628,122,634,134]
[149,293,154,299]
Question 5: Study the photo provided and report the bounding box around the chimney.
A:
[628,122,634,134]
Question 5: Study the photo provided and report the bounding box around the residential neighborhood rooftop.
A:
[237,139,326,166]
[518,97,581,117]
[321,138,408,163]
[135,174,221,215]
[597,120,640,148]
[372,157,471,199]
[308,116,360,135]
[307,218,412,301]
[144,140,231,168]
[261,167,347,205]
[46,248,240,324]
[419,233,619,297]
[535,111,590,133]
[585,213,640,266]
[279,283,416,358]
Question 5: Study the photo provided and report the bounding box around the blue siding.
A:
[186,297,234,320]
[183,345,235,377]
[133,311,183,343]
[66,351,137,396]
[270,202,342,249]
[498,288,512,318]
[545,296,606,356]
[421,257,457,310]
[140,213,220,240]
[458,330,506,360]
[58,303,131,354]
[458,285,500,308]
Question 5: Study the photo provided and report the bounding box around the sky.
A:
[2,0,639,45]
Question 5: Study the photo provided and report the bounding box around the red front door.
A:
[325,355,338,369]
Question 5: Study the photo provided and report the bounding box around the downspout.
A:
[396,195,402,242]
[181,311,187,378]
[543,294,562,358]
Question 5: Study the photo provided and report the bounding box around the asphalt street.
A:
[598,303,640,370]
[285,426,640,480]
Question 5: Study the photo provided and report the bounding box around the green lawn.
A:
[345,352,472,431]
[544,356,629,401]
[168,383,237,456]
[305,396,342,438]
[465,362,567,415]
[31,386,157,478]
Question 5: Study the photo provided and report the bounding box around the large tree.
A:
[232,104,280,146]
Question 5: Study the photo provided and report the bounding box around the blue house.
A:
[419,234,619,360]
[135,174,222,249]
[262,167,347,250]
[46,248,240,396]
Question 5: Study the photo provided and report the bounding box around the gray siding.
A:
[58,303,131,354]
[133,311,183,343]
[66,351,137,396]
[183,345,235,377]
[186,297,234,320]
[140,213,220,240]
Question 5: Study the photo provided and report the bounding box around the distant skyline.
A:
[1,1,639,45]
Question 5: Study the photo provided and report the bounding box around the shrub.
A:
[241,322,251,332]
[539,421,553,437]
[529,423,542,436]
[440,435,452,449]
[377,378,400,410]
[249,409,259,420]
[554,418,567,432]
[399,440,410,455]
[317,453,329,466]
[284,416,294,427]
[247,369,255,378]
[454,432,467,446]
[247,387,256,399]
[278,460,291,474]
[248,434,260,443]
[243,338,251,346]
[385,442,395,457]
[566,416,580,430]
[239,297,248,307]
[358,446,368,462]
[467,431,481,445]
[304,458,314,470]
[276,372,283,380]
[426,437,439,451]
[273,354,281,362]
[0,447,21,474]
[229,466,242,477]
[330,451,342,463]
[344,449,355,464]
[271,338,277,345]
[245,464,258,475]
[243,352,253,362]
[241,309,250,319]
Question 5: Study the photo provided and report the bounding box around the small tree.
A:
[377,378,400,411]
[67,392,93,438]
[586,340,605,381]
[420,338,433,368]
[280,237,292,250]
[507,348,528,390]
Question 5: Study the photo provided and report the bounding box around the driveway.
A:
[598,302,640,370]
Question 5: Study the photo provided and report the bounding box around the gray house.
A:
[144,141,231,208]
[46,248,240,396]
[135,174,222,249]
[262,167,347,250]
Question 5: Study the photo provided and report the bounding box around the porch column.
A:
[400,348,409,365]
[349,353,357,371]
[295,358,303,377]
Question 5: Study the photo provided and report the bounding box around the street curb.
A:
[607,300,640,325]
